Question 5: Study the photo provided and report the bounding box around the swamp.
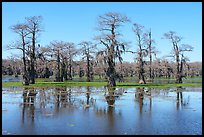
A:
[2,76,202,135]
[2,2,202,135]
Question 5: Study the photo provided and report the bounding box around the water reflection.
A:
[135,87,152,114]
[52,86,77,114]
[135,87,144,113]
[22,88,37,124]
[20,86,193,124]
[148,88,152,112]
[105,87,116,127]
[176,87,190,110]
[86,87,90,108]
[39,88,46,109]
[2,86,201,135]
[55,86,68,109]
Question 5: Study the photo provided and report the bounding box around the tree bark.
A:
[86,55,91,82]
[107,45,116,87]
[22,34,29,85]
[68,57,72,80]
[56,50,61,82]
[30,30,36,84]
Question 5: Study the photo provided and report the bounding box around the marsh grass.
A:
[2,81,202,88]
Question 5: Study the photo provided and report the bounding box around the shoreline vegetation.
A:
[2,79,202,88]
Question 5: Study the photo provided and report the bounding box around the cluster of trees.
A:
[2,58,202,80]
[4,12,199,86]
[7,16,43,85]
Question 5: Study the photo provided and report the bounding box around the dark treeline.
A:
[2,58,202,81]
[4,12,201,86]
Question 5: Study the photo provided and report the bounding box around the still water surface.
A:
[2,86,202,135]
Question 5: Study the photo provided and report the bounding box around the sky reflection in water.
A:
[2,86,202,135]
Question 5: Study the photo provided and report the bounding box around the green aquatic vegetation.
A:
[2,82,23,87]
[2,81,202,88]
[183,79,202,83]
[68,124,75,127]
[116,83,202,88]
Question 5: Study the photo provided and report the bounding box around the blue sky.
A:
[2,2,202,62]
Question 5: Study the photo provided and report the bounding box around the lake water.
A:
[2,86,202,135]
[2,75,23,82]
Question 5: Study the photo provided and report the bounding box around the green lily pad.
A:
[68,124,75,127]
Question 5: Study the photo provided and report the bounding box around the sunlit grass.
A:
[2,81,202,88]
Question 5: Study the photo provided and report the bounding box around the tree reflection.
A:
[176,87,184,110]
[85,86,91,108]
[135,87,152,114]
[147,88,152,112]
[22,87,37,124]
[105,87,116,127]
[82,86,96,109]
[67,86,72,104]
[54,86,68,112]
[39,88,46,109]
[135,87,144,113]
